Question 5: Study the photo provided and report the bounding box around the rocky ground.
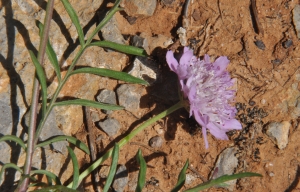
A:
[1,0,300,191]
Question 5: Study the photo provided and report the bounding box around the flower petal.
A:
[213,56,230,76]
[221,119,242,130]
[179,47,194,66]
[166,50,179,72]
[207,122,229,140]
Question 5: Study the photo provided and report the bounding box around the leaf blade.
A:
[36,135,90,155]
[89,41,147,57]
[29,50,48,116]
[53,99,124,111]
[0,163,22,184]
[61,0,85,46]
[30,185,79,192]
[31,169,62,185]
[0,135,26,150]
[171,159,189,192]
[67,146,80,189]
[70,67,149,85]
[135,149,147,192]
[103,143,119,192]
[184,172,262,192]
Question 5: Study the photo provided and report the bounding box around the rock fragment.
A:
[96,89,117,114]
[210,147,239,191]
[113,165,129,192]
[149,136,163,148]
[264,121,290,150]
[98,118,121,136]
[128,56,160,85]
[116,84,143,116]
[124,0,157,17]
[101,16,126,45]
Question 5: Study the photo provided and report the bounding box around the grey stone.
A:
[98,118,121,136]
[211,147,239,191]
[101,16,126,45]
[265,121,290,150]
[131,35,148,49]
[128,56,160,85]
[185,174,197,185]
[113,164,129,192]
[124,0,157,17]
[0,93,13,136]
[116,84,143,115]
[96,89,117,114]
[149,135,163,148]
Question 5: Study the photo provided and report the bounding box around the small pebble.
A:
[98,118,121,136]
[293,5,300,39]
[149,136,163,148]
[254,40,265,50]
[271,59,282,65]
[249,100,256,106]
[282,39,293,48]
[265,121,290,150]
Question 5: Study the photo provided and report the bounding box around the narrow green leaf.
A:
[30,185,79,192]
[36,135,90,155]
[31,170,62,185]
[135,149,147,192]
[89,41,148,57]
[103,143,119,192]
[36,21,61,82]
[0,163,22,184]
[61,0,85,46]
[184,172,262,192]
[54,99,124,111]
[67,147,80,189]
[29,50,47,116]
[0,135,26,150]
[86,0,122,44]
[171,159,189,192]
[70,67,149,85]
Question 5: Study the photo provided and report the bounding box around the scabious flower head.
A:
[166,47,242,148]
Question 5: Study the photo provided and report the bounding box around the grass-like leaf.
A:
[36,135,90,155]
[0,135,26,150]
[31,170,62,186]
[70,67,149,85]
[171,159,189,192]
[53,99,124,111]
[0,163,22,184]
[135,149,147,192]
[103,143,119,192]
[36,21,61,82]
[31,185,79,192]
[86,0,122,44]
[67,146,80,189]
[184,172,262,192]
[89,41,148,57]
[29,50,47,117]
[61,0,85,46]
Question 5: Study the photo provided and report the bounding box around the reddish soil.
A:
[67,0,300,191]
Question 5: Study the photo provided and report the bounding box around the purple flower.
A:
[166,47,242,148]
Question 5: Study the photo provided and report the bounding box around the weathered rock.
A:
[98,118,121,136]
[139,33,173,54]
[24,109,68,155]
[177,27,187,46]
[185,174,197,185]
[265,121,290,150]
[116,84,143,116]
[131,35,148,49]
[101,15,126,45]
[113,164,129,192]
[149,135,163,148]
[96,89,117,114]
[128,56,160,85]
[124,0,157,17]
[99,165,110,178]
[210,147,239,191]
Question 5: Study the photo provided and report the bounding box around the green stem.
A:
[17,1,55,192]
[67,100,185,188]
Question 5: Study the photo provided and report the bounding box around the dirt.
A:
[65,0,300,191]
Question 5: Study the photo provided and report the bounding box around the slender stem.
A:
[67,100,185,188]
[17,1,55,192]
